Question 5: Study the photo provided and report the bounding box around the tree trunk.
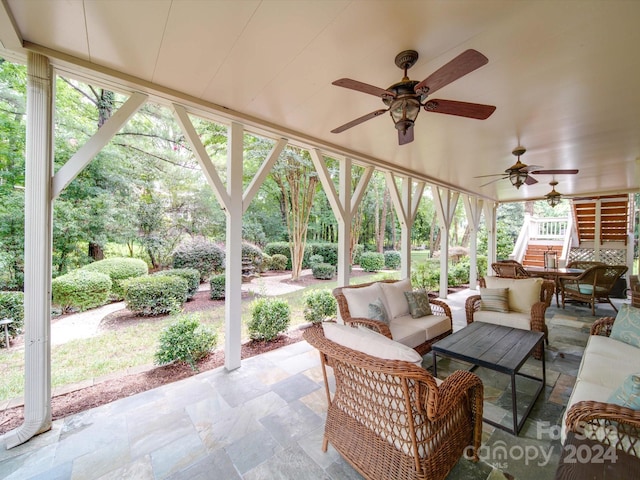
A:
[429,213,438,257]
[377,189,388,253]
[88,242,104,261]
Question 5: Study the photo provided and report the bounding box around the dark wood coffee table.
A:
[432,321,545,435]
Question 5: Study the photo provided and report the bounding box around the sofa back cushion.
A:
[342,282,385,319]
[611,303,640,349]
[484,277,543,313]
[379,277,412,319]
[322,322,423,366]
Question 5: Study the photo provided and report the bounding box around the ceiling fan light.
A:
[509,171,528,189]
[390,97,420,132]
[545,182,562,207]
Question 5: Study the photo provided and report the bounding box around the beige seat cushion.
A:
[390,314,451,348]
[473,311,531,330]
[322,322,423,366]
[484,277,543,313]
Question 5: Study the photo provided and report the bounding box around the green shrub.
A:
[123,275,188,317]
[209,274,225,300]
[269,254,288,271]
[359,252,385,272]
[303,289,337,323]
[450,259,470,286]
[52,269,112,313]
[0,291,24,347]
[264,242,291,269]
[352,244,364,265]
[172,238,225,282]
[384,250,401,269]
[309,254,324,267]
[82,257,148,300]
[248,297,291,341]
[311,243,338,266]
[312,263,335,280]
[411,261,440,291]
[152,268,200,300]
[259,253,271,273]
[154,314,217,371]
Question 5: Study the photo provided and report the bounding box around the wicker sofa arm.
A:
[343,317,393,339]
[590,316,616,336]
[429,298,452,319]
[565,400,640,456]
[465,295,482,325]
[529,301,549,334]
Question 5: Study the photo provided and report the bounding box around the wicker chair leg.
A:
[322,436,329,452]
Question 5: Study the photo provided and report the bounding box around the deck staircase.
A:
[522,244,563,268]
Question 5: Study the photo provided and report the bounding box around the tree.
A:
[271,147,319,280]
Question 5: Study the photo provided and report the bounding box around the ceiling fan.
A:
[475,146,579,189]
[330,49,496,145]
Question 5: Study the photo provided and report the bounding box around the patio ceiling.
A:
[1,0,639,203]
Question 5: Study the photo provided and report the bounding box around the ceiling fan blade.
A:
[473,173,509,179]
[331,109,388,134]
[398,125,414,145]
[424,99,496,120]
[332,78,395,99]
[524,175,538,185]
[528,169,579,175]
[414,49,488,96]
[479,177,506,188]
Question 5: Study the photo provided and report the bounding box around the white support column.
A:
[433,187,460,299]
[5,52,54,449]
[337,158,352,287]
[225,122,244,371]
[463,195,484,289]
[484,202,498,276]
[224,122,244,370]
[310,151,373,287]
[52,92,148,199]
[385,173,424,279]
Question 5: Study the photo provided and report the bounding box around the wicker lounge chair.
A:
[491,260,530,278]
[465,277,554,360]
[560,264,628,315]
[303,324,483,480]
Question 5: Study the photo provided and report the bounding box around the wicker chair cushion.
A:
[609,374,640,409]
[565,284,608,295]
[367,298,390,325]
[472,311,531,331]
[484,277,543,314]
[342,282,385,319]
[611,304,640,348]
[390,314,452,348]
[479,287,509,313]
[379,277,412,318]
[403,289,432,318]
[322,322,423,366]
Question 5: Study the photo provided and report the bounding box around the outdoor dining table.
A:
[524,266,584,306]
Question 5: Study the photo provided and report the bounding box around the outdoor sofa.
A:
[561,304,640,459]
[303,322,483,480]
[332,278,453,355]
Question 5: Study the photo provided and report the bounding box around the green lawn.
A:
[0,271,394,402]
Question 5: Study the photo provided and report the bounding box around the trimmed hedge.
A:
[52,269,112,312]
[153,268,200,300]
[82,257,148,300]
[303,289,337,323]
[0,291,24,347]
[384,250,401,269]
[269,254,288,271]
[359,252,385,272]
[352,244,364,265]
[172,238,225,282]
[309,254,324,267]
[248,297,291,341]
[209,274,225,300]
[123,275,188,317]
[312,263,335,280]
[154,315,217,371]
[311,243,338,266]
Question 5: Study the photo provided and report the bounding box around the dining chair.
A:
[560,264,628,315]
[491,260,531,279]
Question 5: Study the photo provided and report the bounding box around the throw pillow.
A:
[484,277,542,313]
[404,289,432,318]
[479,287,510,313]
[608,373,640,409]
[379,277,412,319]
[342,283,384,319]
[322,322,422,366]
[611,303,640,348]
[368,298,390,325]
